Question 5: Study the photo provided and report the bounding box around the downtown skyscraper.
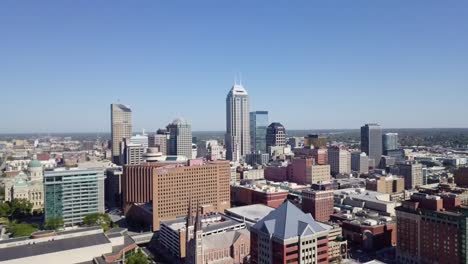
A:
[361,123,383,168]
[167,118,192,159]
[250,111,269,153]
[111,103,132,164]
[225,84,250,162]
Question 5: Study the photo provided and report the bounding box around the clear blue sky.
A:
[1,1,467,133]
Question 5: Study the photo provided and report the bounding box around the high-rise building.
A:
[289,158,331,185]
[167,118,192,159]
[361,123,382,168]
[351,152,369,174]
[250,111,269,153]
[250,201,330,264]
[225,84,250,161]
[149,133,169,155]
[124,143,145,165]
[328,147,351,176]
[396,193,468,264]
[396,163,423,190]
[111,104,132,165]
[304,134,327,148]
[266,122,286,151]
[130,133,148,149]
[302,189,334,222]
[44,168,105,226]
[382,133,398,154]
[123,160,231,231]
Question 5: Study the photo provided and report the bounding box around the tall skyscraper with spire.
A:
[225,83,250,162]
[111,103,132,164]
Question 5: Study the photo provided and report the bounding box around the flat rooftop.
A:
[0,233,110,262]
[161,213,245,234]
[225,204,275,223]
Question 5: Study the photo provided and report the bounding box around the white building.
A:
[4,156,44,211]
[225,84,250,162]
[328,148,351,176]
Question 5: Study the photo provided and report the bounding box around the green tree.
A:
[44,218,64,230]
[10,199,33,218]
[10,223,37,238]
[0,201,12,217]
[83,213,113,231]
[126,249,149,264]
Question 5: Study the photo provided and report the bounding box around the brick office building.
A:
[302,189,334,222]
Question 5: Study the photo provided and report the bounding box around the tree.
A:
[44,218,64,230]
[83,213,113,231]
[10,223,37,238]
[126,249,149,264]
[0,201,12,217]
[10,199,33,218]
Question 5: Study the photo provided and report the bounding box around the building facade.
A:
[148,133,168,155]
[111,104,132,165]
[123,160,231,231]
[361,123,382,168]
[250,201,330,264]
[302,190,334,222]
[397,163,423,190]
[250,111,269,153]
[382,133,398,154]
[4,157,44,211]
[44,168,105,226]
[328,147,351,176]
[351,152,369,174]
[266,122,286,151]
[225,84,250,162]
[167,118,192,159]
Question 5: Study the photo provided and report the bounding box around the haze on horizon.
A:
[1,1,467,133]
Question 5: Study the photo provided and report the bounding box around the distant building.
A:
[361,123,382,168]
[3,156,44,211]
[167,118,192,159]
[289,158,331,185]
[382,133,398,154]
[328,147,351,176]
[366,175,404,194]
[123,142,145,165]
[44,168,105,226]
[396,163,423,190]
[250,201,330,264]
[130,133,148,149]
[304,134,327,148]
[250,111,269,153]
[111,103,132,164]
[302,189,334,222]
[351,151,369,174]
[266,122,286,151]
[245,152,270,166]
[225,84,250,162]
[148,133,168,155]
[454,167,468,187]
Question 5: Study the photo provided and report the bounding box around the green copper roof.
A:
[29,159,42,168]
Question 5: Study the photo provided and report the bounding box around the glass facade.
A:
[250,111,269,153]
[44,169,105,226]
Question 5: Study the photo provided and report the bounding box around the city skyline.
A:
[1,1,468,133]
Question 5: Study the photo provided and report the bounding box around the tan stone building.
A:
[366,175,405,194]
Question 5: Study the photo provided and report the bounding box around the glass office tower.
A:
[44,168,105,226]
[250,111,269,153]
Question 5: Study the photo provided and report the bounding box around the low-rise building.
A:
[0,227,137,264]
[334,188,400,216]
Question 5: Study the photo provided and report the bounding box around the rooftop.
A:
[161,213,245,235]
[252,201,328,240]
[225,204,275,223]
